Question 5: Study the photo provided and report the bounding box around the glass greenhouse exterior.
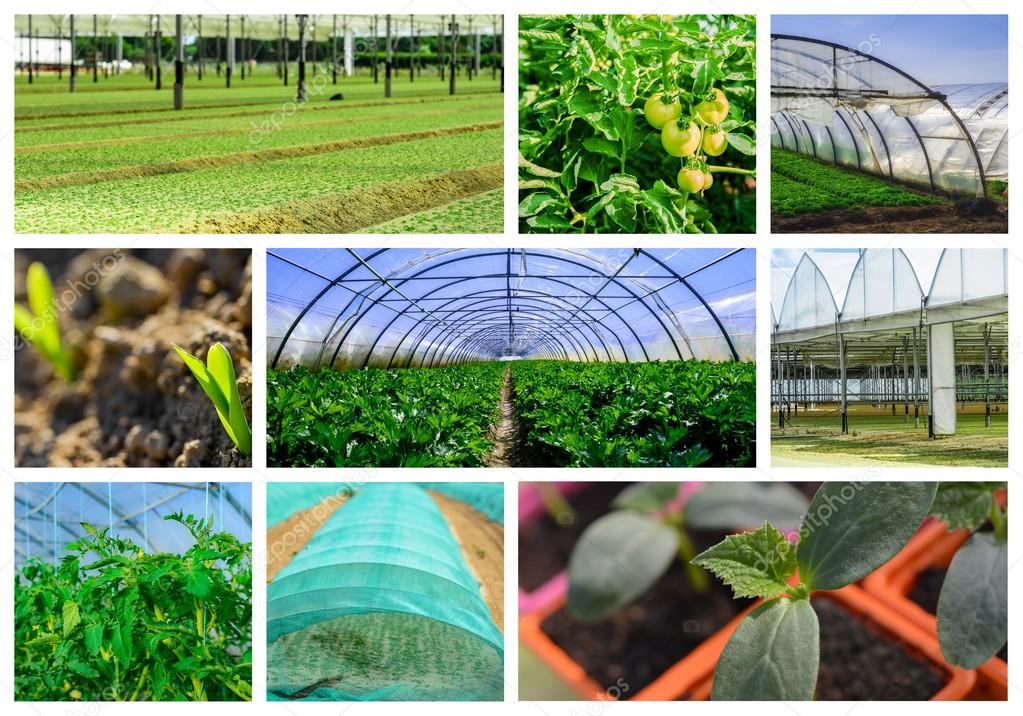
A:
[771,35,1008,196]
[772,249,1008,437]
[267,248,755,370]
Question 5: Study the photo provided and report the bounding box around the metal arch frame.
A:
[862,109,895,180]
[800,118,818,159]
[824,125,838,164]
[396,291,632,369]
[402,283,647,365]
[834,107,863,170]
[780,112,806,155]
[320,249,687,370]
[770,116,788,149]
[442,322,574,366]
[770,33,989,197]
[903,116,935,192]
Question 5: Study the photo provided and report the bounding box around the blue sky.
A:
[772,14,1008,85]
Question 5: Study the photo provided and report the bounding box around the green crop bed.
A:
[14,71,504,233]
[771,148,943,215]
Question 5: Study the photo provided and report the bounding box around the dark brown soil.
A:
[908,563,1008,662]
[519,482,629,592]
[484,367,524,467]
[772,204,1008,234]
[540,529,749,698]
[815,596,946,700]
[14,249,252,467]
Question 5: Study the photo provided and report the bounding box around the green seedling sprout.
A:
[692,481,938,700]
[14,261,75,381]
[173,342,252,456]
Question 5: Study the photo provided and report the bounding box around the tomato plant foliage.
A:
[520,15,756,233]
[15,513,252,701]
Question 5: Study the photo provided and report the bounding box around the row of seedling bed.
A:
[519,481,1007,701]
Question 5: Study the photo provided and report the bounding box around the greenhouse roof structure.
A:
[14,482,252,571]
[267,248,755,370]
[14,14,501,42]
[770,34,1008,195]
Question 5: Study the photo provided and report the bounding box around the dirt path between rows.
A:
[266,494,349,583]
[772,204,1008,233]
[428,491,505,633]
[484,366,525,468]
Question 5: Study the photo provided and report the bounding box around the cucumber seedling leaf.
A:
[612,482,680,514]
[712,597,819,701]
[692,522,796,599]
[567,510,679,621]
[929,482,1004,532]
[937,531,1007,669]
[685,482,809,532]
[797,482,936,591]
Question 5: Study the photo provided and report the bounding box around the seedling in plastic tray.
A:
[173,342,252,456]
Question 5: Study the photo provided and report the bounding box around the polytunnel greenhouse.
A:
[266,248,757,468]
[14,482,253,702]
[771,249,1008,468]
[266,482,504,701]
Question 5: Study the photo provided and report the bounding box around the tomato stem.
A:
[707,165,755,176]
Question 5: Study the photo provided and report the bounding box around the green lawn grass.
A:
[771,411,1007,467]
[771,148,944,216]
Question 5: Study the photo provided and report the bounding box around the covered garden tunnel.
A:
[771,248,1008,437]
[771,34,1008,197]
[266,247,756,371]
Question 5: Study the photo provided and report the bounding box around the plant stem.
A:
[534,483,575,525]
[989,499,1007,542]
[129,664,149,701]
[676,525,710,593]
[660,47,670,96]
[707,165,756,176]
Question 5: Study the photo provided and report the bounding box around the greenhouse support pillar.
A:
[297,14,308,102]
[984,325,991,427]
[475,27,481,77]
[492,16,498,79]
[384,15,392,98]
[93,14,98,82]
[775,345,783,428]
[58,26,63,80]
[240,16,246,80]
[838,333,848,435]
[500,15,504,92]
[27,16,33,84]
[332,14,338,84]
[226,15,233,88]
[410,15,415,82]
[197,17,203,80]
[155,15,162,90]
[173,15,184,110]
[116,32,123,74]
[902,336,910,423]
[449,16,458,95]
[439,16,445,81]
[372,16,378,83]
[69,15,76,92]
[928,322,956,437]
[913,326,921,429]
[283,15,289,86]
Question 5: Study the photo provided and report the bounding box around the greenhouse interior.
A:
[14,482,253,702]
[772,249,1008,456]
[266,248,756,468]
[267,482,504,701]
[770,34,1008,197]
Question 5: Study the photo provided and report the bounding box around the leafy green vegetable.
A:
[692,523,796,599]
[797,482,936,590]
[685,482,808,531]
[936,531,1007,668]
[14,261,76,381]
[567,510,679,621]
[15,511,252,701]
[174,343,252,456]
[711,598,819,701]
[929,482,1002,531]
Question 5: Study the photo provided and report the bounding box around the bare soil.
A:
[14,249,252,467]
[428,490,505,633]
[772,204,1007,233]
[484,367,524,467]
[266,495,350,583]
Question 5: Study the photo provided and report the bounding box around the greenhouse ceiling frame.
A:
[269,248,746,370]
[770,33,989,197]
[771,249,1008,437]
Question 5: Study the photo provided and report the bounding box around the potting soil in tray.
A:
[814,597,945,700]
[539,529,747,697]
[519,482,630,593]
[909,564,1008,663]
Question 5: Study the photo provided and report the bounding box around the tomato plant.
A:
[15,513,252,701]
[520,15,756,233]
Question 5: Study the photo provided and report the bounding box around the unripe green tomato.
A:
[662,120,702,157]
[677,168,705,193]
[702,130,727,156]
[643,93,682,129]
[696,88,729,124]
[702,171,714,189]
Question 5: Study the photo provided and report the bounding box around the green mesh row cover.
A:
[266,482,356,527]
[424,482,504,525]
[267,483,503,701]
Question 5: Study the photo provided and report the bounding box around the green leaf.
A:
[712,598,819,700]
[692,523,797,599]
[930,482,1001,532]
[83,622,103,656]
[692,59,716,97]
[567,90,617,140]
[68,660,100,678]
[26,261,60,359]
[937,531,1007,668]
[185,561,213,599]
[685,482,809,531]
[110,620,133,668]
[639,181,685,233]
[612,482,680,514]
[616,55,640,106]
[567,510,679,621]
[518,192,560,218]
[173,342,251,456]
[80,522,98,537]
[724,132,757,155]
[797,482,937,591]
[582,136,620,158]
[62,600,81,637]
